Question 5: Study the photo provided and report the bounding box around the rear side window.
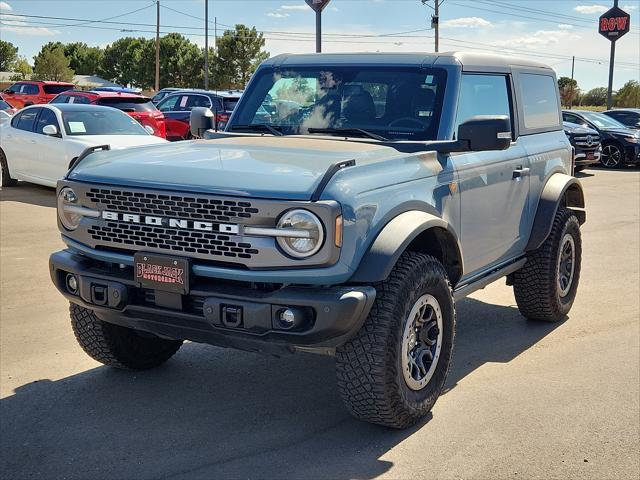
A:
[68,95,91,104]
[12,109,39,131]
[455,74,512,134]
[184,95,212,109]
[222,97,240,112]
[43,85,73,94]
[97,98,157,112]
[23,84,40,95]
[519,74,561,130]
[157,95,182,112]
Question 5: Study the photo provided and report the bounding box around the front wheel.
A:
[600,143,625,169]
[335,252,455,428]
[0,149,17,187]
[513,207,582,322]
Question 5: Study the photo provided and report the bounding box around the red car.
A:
[2,80,75,109]
[0,94,17,115]
[50,91,167,139]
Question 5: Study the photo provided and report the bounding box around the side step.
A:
[453,257,526,300]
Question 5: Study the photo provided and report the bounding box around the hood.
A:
[600,127,639,138]
[70,135,167,150]
[67,135,406,200]
[563,122,597,135]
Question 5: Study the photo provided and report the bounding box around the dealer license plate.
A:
[134,253,190,294]
[586,152,595,160]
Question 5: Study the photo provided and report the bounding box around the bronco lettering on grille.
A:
[101,211,239,234]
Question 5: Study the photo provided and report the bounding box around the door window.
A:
[50,94,70,104]
[8,83,24,93]
[455,74,513,136]
[23,84,40,95]
[519,74,561,130]
[12,109,39,131]
[34,108,60,135]
[183,95,211,110]
[157,95,182,112]
[68,95,91,104]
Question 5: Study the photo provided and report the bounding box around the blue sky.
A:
[1,0,638,91]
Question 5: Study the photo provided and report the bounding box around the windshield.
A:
[230,67,447,140]
[62,110,149,136]
[581,111,627,129]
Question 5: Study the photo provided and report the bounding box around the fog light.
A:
[66,273,78,294]
[278,308,296,329]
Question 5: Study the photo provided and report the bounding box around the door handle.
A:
[513,167,530,179]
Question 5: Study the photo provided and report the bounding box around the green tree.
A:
[558,76,579,106]
[32,46,74,82]
[212,25,269,89]
[158,33,204,88]
[0,40,18,71]
[9,56,32,81]
[582,87,608,107]
[101,37,150,88]
[63,42,104,75]
[615,80,640,108]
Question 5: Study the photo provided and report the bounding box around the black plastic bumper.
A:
[50,250,376,355]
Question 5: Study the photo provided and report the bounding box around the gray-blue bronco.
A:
[50,52,585,428]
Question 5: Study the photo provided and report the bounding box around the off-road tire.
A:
[70,304,183,369]
[335,252,455,429]
[0,149,17,187]
[513,207,581,322]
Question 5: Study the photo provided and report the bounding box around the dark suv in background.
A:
[602,109,640,130]
[563,121,601,172]
[562,110,640,169]
[156,89,242,141]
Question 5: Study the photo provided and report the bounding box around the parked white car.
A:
[0,104,167,188]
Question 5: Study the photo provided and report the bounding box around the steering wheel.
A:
[388,117,426,128]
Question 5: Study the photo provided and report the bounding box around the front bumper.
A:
[50,250,376,355]
[574,149,600,167]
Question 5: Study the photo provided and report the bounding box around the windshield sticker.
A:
[68,121,86,133]
[179,96,188,108]
[68,97,75,104]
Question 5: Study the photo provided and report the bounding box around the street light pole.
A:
[155,0,160,92]
[434,0,439,53]
[316,9,322,53]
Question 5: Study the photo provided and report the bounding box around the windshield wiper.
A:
[307,127,388,141]
[230,124,284,136]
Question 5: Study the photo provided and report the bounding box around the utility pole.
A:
[434,0,439,53]
[204,0,209,90]
[155,0,160,92]
[569,55,575,109]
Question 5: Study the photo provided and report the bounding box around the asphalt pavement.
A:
[1,168,638,480]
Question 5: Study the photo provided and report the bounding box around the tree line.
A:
[0,25,269,91]
[558,76,639,108]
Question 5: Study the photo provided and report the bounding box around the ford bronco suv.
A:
[49,53,585,428]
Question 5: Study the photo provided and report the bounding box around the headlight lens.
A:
[624,136,638,144]
[57,187,81,231]
[276,209,324,258]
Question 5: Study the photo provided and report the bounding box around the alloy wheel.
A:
[557,233,576,298]
[601,144,622,168]
[401,294,443,391]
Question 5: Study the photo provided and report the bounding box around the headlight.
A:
[57,187,82,231]
[276,209,324,258]
[624,136,638,143]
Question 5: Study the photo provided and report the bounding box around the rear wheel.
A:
[600,143,624,169]
[70,304,183,370]
[335,252,455,428]
[0,149,17,187]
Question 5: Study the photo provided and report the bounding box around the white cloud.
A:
[558,24,574,30]
[622,4,638,10]
[495,29,581,48]
[0,2,12,11]
[441,17,491,28]
[0,12,60,35]
[266,12,290,18]
[280,4,308,11]
[574,5,608,14]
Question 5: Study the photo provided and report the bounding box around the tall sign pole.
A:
[155,0,160,92]
[204,0,209,90]
[598,0,630,109]
[305,0,331,53]
[433,0,439,53]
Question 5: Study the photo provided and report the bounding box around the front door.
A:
[31,107,67,183]
[452,73,530,277]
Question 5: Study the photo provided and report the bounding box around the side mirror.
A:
[143,125,155,135]
[42,124,59,136]
[430,115,511,154]
[457,115,511,151]
[4,89,13,94]
[190,107,214,138]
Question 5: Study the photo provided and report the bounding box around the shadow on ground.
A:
[1,298,563,480]
[0,182,56,208]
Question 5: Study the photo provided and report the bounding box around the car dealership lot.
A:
[1,170,638,479]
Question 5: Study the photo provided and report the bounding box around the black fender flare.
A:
[526,173,585,251]
[349,210,463,284]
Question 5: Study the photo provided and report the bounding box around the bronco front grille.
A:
[85,188,259,223]
[88,222,259,259]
